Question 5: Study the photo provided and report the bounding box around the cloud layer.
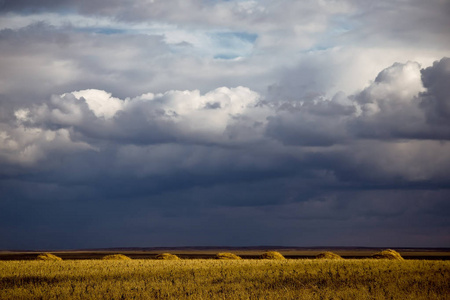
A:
[0,0,449,249]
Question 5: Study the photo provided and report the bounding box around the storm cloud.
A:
[0,0,449,249]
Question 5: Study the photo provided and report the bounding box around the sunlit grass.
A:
[260,251,285,259]
[102,254,131,260]
[156,253,180,260]
[36,253,63,261]
[372,249,404,260]
[215,252,242,260]
[316,251,343,260]
[1,259,448,299]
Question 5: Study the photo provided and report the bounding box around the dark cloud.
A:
[1,1,449,249]
[1,179,449,249]
[420,57,450,124]
[265,99,354,146]
[0,0,70,12]
[1,59,450,249]
[342,0,450,49]
[0,22,170,103]
[350,58,450,140]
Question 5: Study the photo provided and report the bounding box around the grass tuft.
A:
[156,253,180,260]
[102,254,131,260]
[215,252,242,260]
[260,251,285,260]
[372,249,404,260]
[316,251,343,260]
[36,253,62,261]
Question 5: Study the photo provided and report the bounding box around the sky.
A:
[0,0,449,250]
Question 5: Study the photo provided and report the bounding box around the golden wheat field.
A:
[1,259,449,299]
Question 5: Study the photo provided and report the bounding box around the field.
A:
[2,247,450,260]
[1,258,449,299]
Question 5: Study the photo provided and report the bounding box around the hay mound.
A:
[260,251,285,260]
[215,252,242,260]
[316,251,343,260]
[156,253,180,260]
[372,249,404,260]
[102,254,131,260]
[37,253,63,261]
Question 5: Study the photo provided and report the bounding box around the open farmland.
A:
[1,258,449,299]
[1,247,450,260]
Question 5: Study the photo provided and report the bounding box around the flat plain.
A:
[1,247,450,260]
[1,248,449,299]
